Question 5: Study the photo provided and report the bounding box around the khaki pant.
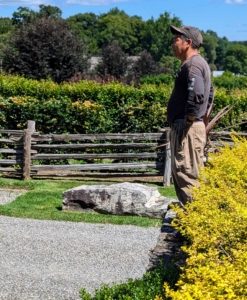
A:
[170,121,206,205]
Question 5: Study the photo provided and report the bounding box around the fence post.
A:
[163,129,171,186]
[23,121,35,180]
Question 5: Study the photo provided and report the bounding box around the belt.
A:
[169,119,183,129]
[169,119,202,129]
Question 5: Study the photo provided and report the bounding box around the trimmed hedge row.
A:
[0,74,247,134]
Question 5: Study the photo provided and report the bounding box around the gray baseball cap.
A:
[170,25,203,48]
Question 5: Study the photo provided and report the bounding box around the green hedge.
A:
[0,74,246,134]
[212,71,247,90]
[0,75,171,134]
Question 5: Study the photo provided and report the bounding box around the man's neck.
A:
[181,49,199,62]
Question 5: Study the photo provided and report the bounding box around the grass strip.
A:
[0,177,176,227]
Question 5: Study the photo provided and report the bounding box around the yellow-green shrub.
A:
[164,135,247,300]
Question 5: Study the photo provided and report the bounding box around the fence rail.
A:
[0,121,171,185]
[1,120,243,185]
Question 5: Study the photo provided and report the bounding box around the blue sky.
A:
[0,0,246,41]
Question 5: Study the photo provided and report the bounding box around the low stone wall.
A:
[147,205,187,271]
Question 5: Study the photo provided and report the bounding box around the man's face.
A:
[171,34,189,61]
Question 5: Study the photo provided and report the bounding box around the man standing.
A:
[167,25,214,206]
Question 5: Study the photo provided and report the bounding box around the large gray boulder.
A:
[62,182,178,219]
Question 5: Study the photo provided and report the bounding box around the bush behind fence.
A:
[0,74,247,134]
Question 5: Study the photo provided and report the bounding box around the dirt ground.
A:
[1,169,165,185]
[33,170,165,185]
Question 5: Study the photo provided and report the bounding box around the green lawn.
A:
[0,177,177,227]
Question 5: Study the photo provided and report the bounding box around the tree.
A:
[0,17,14,55]
[0,17,14,34]
[97,8,137,54]
[38,5,62,19]
[12,6,37,25]
[224,44,247,74]
[142,13,182,62]
[66,13,99,54]
[96,42,128,80]
[129,15,146,55]
[12,5,62,25]
[226,44,247,63]
[224,56,243,75]
[3,18,87,83]
[215,36,229,70]
[202,30,218,65]
[130,50,158,84]
[159,55,180,76]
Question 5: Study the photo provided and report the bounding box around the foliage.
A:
[212,71,247,90]
[215,36,229,70]
[0,17,14,34]
[141,12,182,61]
[79,263,180,300]
[159,55,181,76]
[1,5,247,78]
[140,74,174,85]
[3,17,87,83]
[201,30,218,65]
[129,50,159,84]
[12,5,62,25]
[97,8,139,54]
[96,42,128,80]
[0,75,171,134]
[224,44,247,75]
[0,17,15,59]
[0,74,247,133]
[164,136,247,299]
[66,12,99,54]
[211,86,247,130]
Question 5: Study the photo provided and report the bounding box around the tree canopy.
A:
[0,5,246,81]
[12,5,62,25]
[3,17,87,83]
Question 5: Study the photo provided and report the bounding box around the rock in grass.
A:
[62,182,177,219]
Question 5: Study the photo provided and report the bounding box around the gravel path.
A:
[0,189,27,205]
[0,193,160,300]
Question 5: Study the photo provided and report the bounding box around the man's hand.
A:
[176,117,194,145]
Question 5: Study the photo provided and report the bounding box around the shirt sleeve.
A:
[207,83,214,112]
[185,66,206,117]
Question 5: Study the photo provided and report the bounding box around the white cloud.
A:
[66,0,133,5]
[225,0,247,4]
[0,0,139,7]
[0,0,50,6]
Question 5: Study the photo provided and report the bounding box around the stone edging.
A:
[147,205,187,271]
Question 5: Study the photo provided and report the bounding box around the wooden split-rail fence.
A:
[0,121,172,186]
[1,120,245,185]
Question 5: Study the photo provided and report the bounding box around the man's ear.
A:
[187,39,193,47]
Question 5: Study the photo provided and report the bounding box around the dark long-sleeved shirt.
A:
[167,54,214,123]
